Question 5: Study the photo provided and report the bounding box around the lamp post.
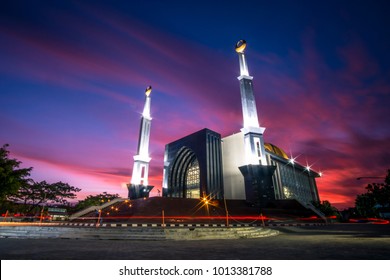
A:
[223,197,229,227]
[39,193,47,225]
[96,209,102,227]
[162,209,165,227]
[39,207,44,224]
[3,210,9,222]
[356,177,385,180]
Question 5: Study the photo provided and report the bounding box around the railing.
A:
[305,202,328,223]
[69,197,126,220]
[293,198,327,223]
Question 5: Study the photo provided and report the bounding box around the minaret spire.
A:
[235,40,267,165]
[128,86,154,199]
[236,40,276,208]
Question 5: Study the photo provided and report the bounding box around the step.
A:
[0,225,278,240]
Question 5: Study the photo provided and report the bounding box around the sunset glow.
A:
[1,1,389,210]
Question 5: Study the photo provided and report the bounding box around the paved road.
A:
[1,224,389,259]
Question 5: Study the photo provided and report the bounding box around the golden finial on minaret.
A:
[235,39,247,53]
[145,86,152,97]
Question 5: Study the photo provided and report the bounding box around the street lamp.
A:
[356,177,385,180]
[96,209,102,227]
[200,195,211,223]
[39,192,47,225]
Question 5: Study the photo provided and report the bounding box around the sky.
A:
[1,0,389,210]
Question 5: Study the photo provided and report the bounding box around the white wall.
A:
[221,132,246,199]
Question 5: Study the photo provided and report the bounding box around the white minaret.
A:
[236,40,267,165]
[130,86,152,186]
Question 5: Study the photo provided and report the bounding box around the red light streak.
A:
[77,215,272,221]
[348,218,389,224]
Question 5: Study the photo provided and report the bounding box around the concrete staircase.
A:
[0,225,278,240]
[165,227,279,240]
[0,226,166,240]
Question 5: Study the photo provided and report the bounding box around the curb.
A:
[58,222,326,228]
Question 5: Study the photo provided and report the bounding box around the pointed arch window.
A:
[186,159,200,198]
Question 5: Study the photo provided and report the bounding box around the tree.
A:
[355,193,378,217]
[355,169,390,217]
[312,200,339,217]
[10,180,81,213]
[73,192,120,212]
[0,144,32,201]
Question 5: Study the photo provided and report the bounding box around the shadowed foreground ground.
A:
[1,224,389,260]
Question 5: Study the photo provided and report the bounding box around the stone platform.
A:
[70,197,325,225]
[0,224,279,240]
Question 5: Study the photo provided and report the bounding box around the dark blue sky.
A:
[1,0,389,209]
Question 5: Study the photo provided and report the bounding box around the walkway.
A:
[1,224,389,259]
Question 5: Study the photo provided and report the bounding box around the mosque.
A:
[128,40,321,211]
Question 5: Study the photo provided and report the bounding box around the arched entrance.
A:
[168,147,200,198]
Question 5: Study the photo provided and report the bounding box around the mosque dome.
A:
[264,143,289,160]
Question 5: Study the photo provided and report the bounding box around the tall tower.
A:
[235,40,276,207]
[235,40,267,166]
[128,86,154,199]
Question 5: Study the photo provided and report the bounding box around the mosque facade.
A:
[161,40,321,208]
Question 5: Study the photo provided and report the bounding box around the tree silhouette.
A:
[73,192,119,212]
[9,180,81,213]
[0,144,32,201]
[355,169,390,217]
